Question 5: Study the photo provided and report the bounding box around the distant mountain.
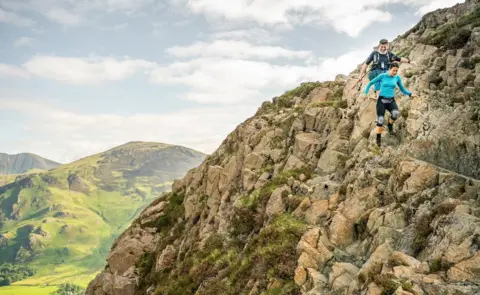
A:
[0,153,61,174]
[0,141,206,288]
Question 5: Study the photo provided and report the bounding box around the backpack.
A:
[370,50,392,72]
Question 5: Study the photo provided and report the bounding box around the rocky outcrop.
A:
[87,1,480,295]
[67,174,90,194]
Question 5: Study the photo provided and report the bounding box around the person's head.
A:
[389,62,399,76]
[378,39,389,52]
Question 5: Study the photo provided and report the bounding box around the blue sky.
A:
[0,0,463,163]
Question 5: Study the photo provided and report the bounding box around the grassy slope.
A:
[0,169,42,187]
[0,142,205,289]
[0,285,58,295]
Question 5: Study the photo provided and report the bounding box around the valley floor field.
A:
[0,285,58,295]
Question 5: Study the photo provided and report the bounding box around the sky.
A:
[0,0,464,163]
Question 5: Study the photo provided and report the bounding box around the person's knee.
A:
[377,116,384,126]
[391,110,400,120]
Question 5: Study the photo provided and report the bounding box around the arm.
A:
[365,74,384,94]
[359,63,368,78]
[359,52,375,78]
[391,52,411,64]
[396,76,412,96]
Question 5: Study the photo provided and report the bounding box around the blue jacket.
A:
[365,73,412,98]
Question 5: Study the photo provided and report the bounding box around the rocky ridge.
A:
[87,1,480,295]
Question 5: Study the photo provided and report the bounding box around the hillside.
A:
[86,1,480,295]
[0,141,205,289]
[0,153,61,175]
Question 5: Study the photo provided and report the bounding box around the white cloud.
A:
[167,40,312,60]
[23,55,156,85]
[174,0,397,37]
[174,0,465,37]
[151,44,368,104]
[46,7,84,26]
[100,23,129,31]
[14,37,36,48]
[206,28,281,44]
[0,64,31,79]
[152,22,165,36]
[100,0,156,12]
[414,0,463,15]
[0,7,35,27]
[1,0,155,27]
[0,100,254,163]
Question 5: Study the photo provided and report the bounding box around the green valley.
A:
[0,142,205,293]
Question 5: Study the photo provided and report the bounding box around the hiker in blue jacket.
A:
[357,39,414,95]
[365,62,418,147]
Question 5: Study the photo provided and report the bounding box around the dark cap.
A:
[379,39,388,44]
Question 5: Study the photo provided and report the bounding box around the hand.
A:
[410,93,418,98]
[409,61,417,66]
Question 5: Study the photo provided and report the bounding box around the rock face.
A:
[87,2,480,295]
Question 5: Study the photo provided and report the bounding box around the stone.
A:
[329,263,360,291]
[141,202,166,218]
[423,274,443,284]
[305,268,328,291]
[301,228,320,247]
[447,253,480,283]
[299,174,307,182]
[284,155,307,171]
[367,282,384,295]
[446,55,462,72]
[393,266,414,279]
[384,209,407,230]
[443,237,474,264]
[307,87,333,103]
[392,251,421,267]
[293,197,311,218]
[155,245,176,272]
[254,172,271,189]
[265,185,291,218]
[455,205,471,214]
[329,213,354,247]
[394,287,415,295]
[244,152,264,170]
[107,239,148,275]
[358,242,394,282]
[242,168,257,192]
[335,74,347,82]
[403,165,438,195]
[297,239,333,268]
[294,132,322,162]
[287,176,295,187]
[294,266,308,286]
[367,209,385,234]
[317,149,347,174]
[456,67,473,86]
[305,200,329,224]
